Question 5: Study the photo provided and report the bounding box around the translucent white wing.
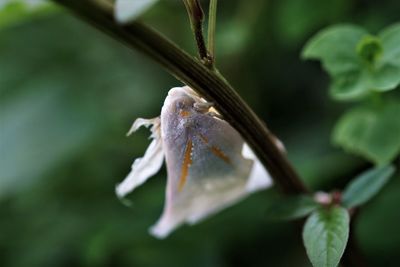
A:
[242,143,273,192]
[116,117,164,198]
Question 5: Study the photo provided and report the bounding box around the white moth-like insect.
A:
[116,86,273,238]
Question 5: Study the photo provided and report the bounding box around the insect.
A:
[116,86,272,238]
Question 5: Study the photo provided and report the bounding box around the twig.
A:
[207,0,217,66]
[183,0,211,66]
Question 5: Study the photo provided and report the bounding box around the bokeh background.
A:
[1,0,400,266]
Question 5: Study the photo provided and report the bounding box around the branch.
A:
[50,0,308,194]
[207,0,218,65]
[183,0,210,66]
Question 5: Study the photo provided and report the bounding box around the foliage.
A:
[303,207,350,267]
[333,101,400,165]
[303,23,400,165]
[301,17,399,267]
[342,165,395,208]
[302,23,400,100]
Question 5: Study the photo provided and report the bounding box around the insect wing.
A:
[151,111,253,238]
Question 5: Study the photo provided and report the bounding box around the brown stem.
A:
[50,0,308,194]
[183,0,211,66]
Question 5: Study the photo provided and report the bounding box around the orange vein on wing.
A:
[210,146,231,164]
[198,133,231,164]
[178,139,193,192]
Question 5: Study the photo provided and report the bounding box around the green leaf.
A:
[303,23,400,100]
[330,65,400,100]
[329,69,366,100]
[266,195,319,221]
[379,23,400,67]
[367,64,400,91]
[356,35,383,66]
[342,165,396,208]
[303,207,350,267]
[302,24,367,75]
[114,0,159,24]
[333,101,400,165]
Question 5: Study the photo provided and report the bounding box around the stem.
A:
[183,0,211,66]
[207,0,217,66]
[50,0,308,194]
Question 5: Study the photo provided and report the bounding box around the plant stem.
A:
[50,0,308,194]
[183,0,211,67]
[207,0,217,67]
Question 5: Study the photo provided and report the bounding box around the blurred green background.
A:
[1,0,400,266]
